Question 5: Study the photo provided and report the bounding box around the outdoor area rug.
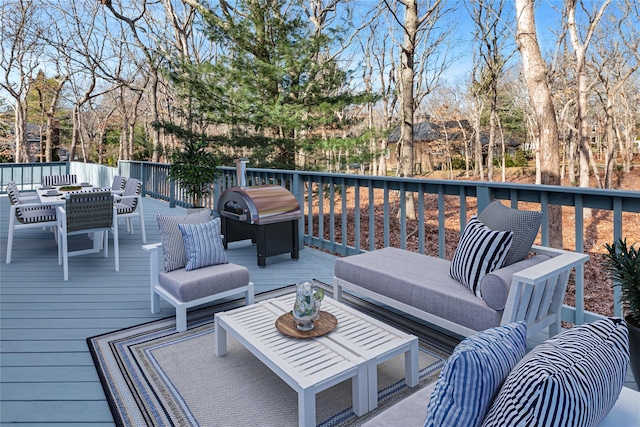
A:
[87,281,460,427]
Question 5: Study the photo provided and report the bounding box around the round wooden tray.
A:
[275,311,337,339]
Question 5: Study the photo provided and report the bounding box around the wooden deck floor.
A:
[1,195,636,425]
[0,195,338,425]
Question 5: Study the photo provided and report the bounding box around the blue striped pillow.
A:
[424,322,527,427]
[481,318,629,427]
[450,216,513,297]
[178,218,228,271]
[157,209,211,271]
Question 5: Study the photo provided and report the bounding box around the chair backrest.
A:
[119,178,141,209]
[111,175,126,191]
[6,183,21,205]
[65,191,114,232]
[42,174,77,186]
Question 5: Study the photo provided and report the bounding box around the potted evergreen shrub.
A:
[603,238,640,388]
[166,129,221,208]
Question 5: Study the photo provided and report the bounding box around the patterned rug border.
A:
[87,281,460,426]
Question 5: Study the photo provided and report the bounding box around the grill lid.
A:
[217,184,301,225]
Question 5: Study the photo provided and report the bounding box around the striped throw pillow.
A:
[450,216,513,297]
[425,322,527,427]
[178,218,228,271]
[481,318,629,427]
[156,209,211,272]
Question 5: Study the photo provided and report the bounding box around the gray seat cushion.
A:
[159,263,250,303]
[335,247,502,332]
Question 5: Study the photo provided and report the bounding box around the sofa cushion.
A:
[478,201,542,266]
[424,322,527,427]
[482,318,629,427]
[178,218,228,271]
[158,263,250,303]
[156,209,211,272]
[335,247,503,332]
[450,216,513,297]
[480,254,551,310]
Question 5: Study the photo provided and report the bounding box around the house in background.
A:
[387,118,521,174]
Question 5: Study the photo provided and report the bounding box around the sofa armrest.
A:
[501,246,589,337]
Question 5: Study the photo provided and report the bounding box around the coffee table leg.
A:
[405,338,419,387]
[367,359,379,411]
[353,362,368,416]
[214,316,227,356]
[298,389,315,427]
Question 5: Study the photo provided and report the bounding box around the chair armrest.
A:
[502,246,589,337]
[515,247,589,284]
[16,201,57,209]
[142,242,162,253]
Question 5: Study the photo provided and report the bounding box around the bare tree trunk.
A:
[567,0,611,193]
[398,0,419,220]
[14,104,28,163]
[515,0,563,248]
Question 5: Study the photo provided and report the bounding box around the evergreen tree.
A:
[163,0,371,170]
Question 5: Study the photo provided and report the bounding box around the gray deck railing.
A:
[3,160,640,326]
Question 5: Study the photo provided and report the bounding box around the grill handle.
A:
[220,210,248,222]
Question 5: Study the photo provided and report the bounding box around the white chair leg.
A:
[151,288,160,314]
[6,215,15,264]
[176,305,187,332]
[113,227,119,272]
[62,234,69,281]
[103,231,108,257]
[140,217,146,244]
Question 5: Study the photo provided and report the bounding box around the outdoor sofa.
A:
[334,201,589,339]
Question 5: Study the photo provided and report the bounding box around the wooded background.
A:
[1,0,638,194]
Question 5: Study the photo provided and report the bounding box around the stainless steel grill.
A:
[217,160,302,267]
[218,185,301,225]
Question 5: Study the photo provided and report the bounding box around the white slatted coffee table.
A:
[214,295,419,426]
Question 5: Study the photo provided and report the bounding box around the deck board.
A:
[1,195,337,425]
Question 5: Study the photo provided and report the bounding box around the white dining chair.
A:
[56,191,119,281]
[114,178,146,243]
[5,184,58,264]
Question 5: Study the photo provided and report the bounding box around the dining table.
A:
[36,182,103,204]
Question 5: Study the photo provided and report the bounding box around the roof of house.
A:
[388,120,472,143]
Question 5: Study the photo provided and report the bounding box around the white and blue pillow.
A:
[156,209,211,271]
[178,218,228,271]
[450,216,513,297]
[481,318,629,427]
[424,321,527,427]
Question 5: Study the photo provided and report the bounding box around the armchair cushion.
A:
[478,201,542,266]
[450,216,513,297]
[157,209,211,272]
[425,321,527,427]
[482,318,629,427]
[178,218,228,271]
[158,263,250,303]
